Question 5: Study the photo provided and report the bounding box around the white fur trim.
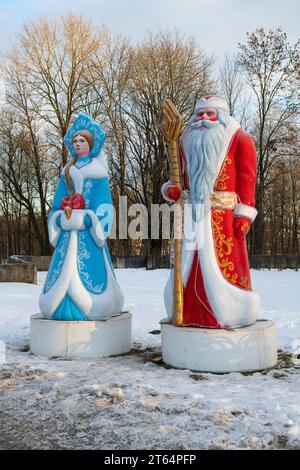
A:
[164,209,260,327]
[59,209,106,246]
[85,249,124,320]
[161,182,178,203]
[48,210,63,247]
[62,150,109,194]
[79,151,109,179]
[195,96,229,113]
[86,209,106,247]
[39,229,124,320]
[234,203,258,222]
[198,211,259,327]
[39,231,81,317]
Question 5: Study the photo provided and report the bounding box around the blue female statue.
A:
[39,114,124,320]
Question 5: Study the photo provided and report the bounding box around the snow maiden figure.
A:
[39,114,124,320]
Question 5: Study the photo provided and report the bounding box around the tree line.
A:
[0,14,299,260]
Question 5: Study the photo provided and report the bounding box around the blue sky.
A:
[0,0,299,62]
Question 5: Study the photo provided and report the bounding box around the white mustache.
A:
[190,119,221,130]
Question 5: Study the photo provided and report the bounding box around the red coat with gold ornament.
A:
[162,123,260,329]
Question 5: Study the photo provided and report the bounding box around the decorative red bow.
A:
[61,193,85,210]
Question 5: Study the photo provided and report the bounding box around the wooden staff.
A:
[159,100,183,326]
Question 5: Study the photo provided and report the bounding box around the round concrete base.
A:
[30,312,132,359]
[161,320,277,373]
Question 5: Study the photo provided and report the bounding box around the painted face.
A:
[194,107,218,122]
[73,134,90,157]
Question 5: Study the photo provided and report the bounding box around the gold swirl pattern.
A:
[241,221,250,233]
[215,155,231,190]
[212,210,250,289]
[212,210,237,284]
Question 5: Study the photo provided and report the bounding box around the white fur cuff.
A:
[161,182,176,203]
[234,203,258,222]
[48,210,63,247]
[49,209,105,248]
[86,210,106,247]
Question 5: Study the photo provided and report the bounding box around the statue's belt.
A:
[209,191,237,209]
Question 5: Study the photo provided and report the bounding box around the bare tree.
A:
[87,29,133,196]
[12,13,100,167]
[219,52,251,128]
[0,111,51,254]
[0,14,101,255]
[123,31,214,256]
[237,28,300,254]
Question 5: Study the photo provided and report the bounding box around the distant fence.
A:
[2,253,299,271]
[146,255,170,269]
[147,254,300,270]
[111,255,147,269]
[249,254,300,270]
[5,254,148,271]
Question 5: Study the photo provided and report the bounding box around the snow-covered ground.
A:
[0,269,300,450]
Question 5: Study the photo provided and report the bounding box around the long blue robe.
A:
[39,156,123,320]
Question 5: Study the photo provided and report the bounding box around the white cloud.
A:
[0,0,299,60]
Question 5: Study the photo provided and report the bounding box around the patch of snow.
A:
[0,268,300,449]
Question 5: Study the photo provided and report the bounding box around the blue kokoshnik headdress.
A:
[64,113,107,158]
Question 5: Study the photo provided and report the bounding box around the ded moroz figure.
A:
[39,114,124,320]
[162,95,259,329]
[159,96,277,372]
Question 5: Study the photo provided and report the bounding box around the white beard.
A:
[187,119,227,221]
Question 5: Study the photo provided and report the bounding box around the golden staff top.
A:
[159,100,184,326]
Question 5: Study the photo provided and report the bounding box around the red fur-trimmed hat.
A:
[194,95,229,113]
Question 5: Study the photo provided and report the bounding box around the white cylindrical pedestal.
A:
[161,320,277,373]
[30,312,132,359]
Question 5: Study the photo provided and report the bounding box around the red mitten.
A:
[61,196,71,209]
[71,193,85,209]
[61,193,85,210]
[161,181,181,202]
[233,217,251,239]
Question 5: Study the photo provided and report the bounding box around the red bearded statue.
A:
[162,95,260,329]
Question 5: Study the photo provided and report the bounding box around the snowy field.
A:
[0,268,300,450]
